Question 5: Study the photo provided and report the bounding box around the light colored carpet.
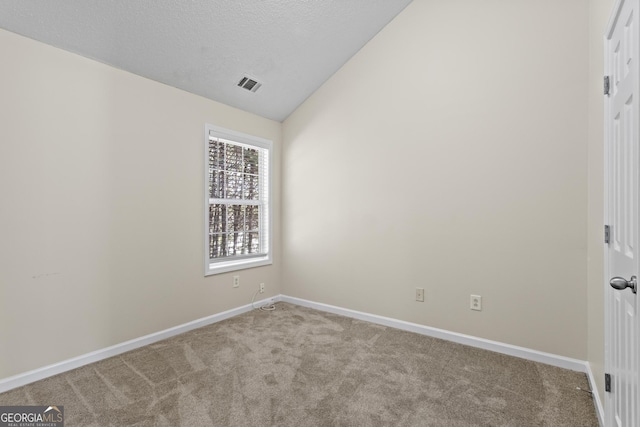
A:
[0,302,598,426]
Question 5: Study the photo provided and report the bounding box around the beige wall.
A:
[0,29,281,379]
[283,0,590,359]
[0,0,612,395]
[587,0,615,405]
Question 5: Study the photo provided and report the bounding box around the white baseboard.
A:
[1,291,598,414]
[585,362,605,427]
[0,296,279,394]
[281,295,589,373]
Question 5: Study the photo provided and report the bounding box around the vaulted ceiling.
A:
[0,0,412,121]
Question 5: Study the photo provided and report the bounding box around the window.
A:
[204,125,272,275]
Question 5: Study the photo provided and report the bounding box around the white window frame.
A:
[204,124,272,276]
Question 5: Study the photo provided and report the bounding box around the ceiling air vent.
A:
[237,76,262,93]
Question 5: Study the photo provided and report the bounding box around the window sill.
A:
[205,256,272,276]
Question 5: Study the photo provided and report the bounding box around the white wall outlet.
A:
[259,283,265,293]
[470,295,482,311]
[233,275,240,288]
[416,288,424,302]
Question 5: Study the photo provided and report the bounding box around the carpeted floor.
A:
[0,302,598,426]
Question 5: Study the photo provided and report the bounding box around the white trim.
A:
[281,295,589,372]
[585,362,605,427]
[0,296,278,394]
[206,256,272,275]
[207,124,272,150]
[603,5,616,426]
[1,293,597,409]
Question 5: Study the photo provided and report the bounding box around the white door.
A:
[605,0,640,425]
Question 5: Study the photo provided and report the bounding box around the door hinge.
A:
[605,373,611,392]
[604,76,610,96]
[605,225,611,244]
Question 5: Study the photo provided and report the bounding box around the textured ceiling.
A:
[0,0,412,121]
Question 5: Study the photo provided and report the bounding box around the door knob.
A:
[609,276,637,294]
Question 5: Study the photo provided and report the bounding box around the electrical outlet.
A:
[416,288,424,302]
[259,283,265,293]
[233,275,240,288]
[470,295,482,311]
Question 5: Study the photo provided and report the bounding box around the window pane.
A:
[209,139,225,169]
[225,144,243,172]
[226,172,243,199]
[227,205,245,232]
[243,174,259,200]
[209,204,226,233]
[227,232,245,255]
[209,234,227,258]
[209,204,260,259]
[245,205,259,230]
[210,170,224,199]
[244,147,259,175]
[246,232,259,253]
